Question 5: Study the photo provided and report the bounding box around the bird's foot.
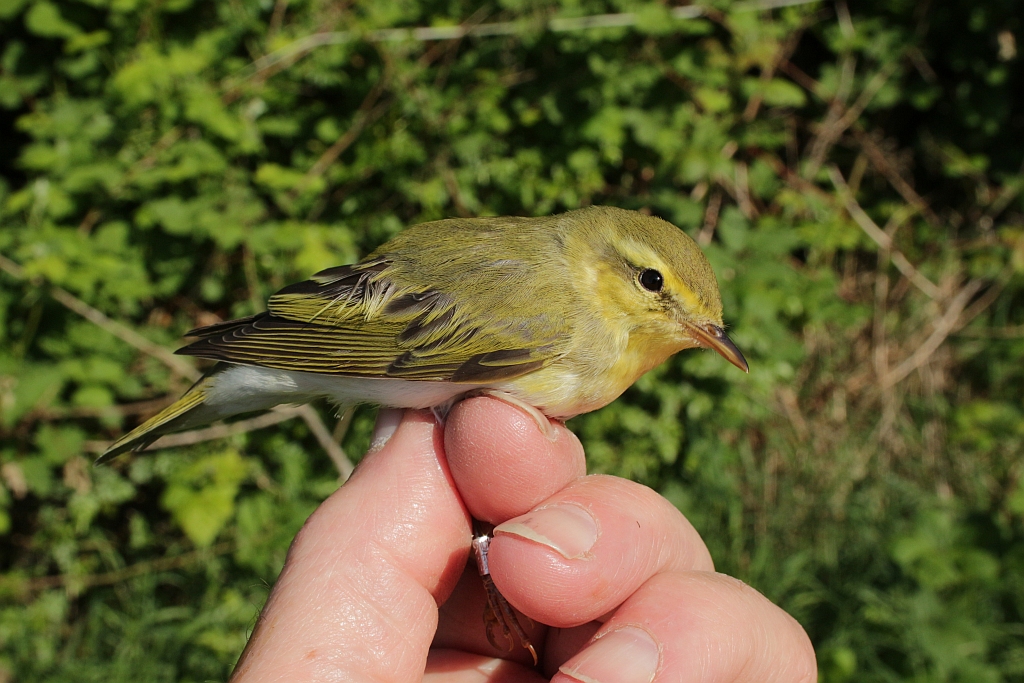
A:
[472,522,538,666]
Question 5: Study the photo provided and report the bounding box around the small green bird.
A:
[98,206,746,463]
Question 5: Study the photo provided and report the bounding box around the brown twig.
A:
[290,77,392,205]
[303,99,389,184]
[777,387,809,441]
[242,244,265,313]
[332,406,356,443]
[956,324,1024,339]
[441,163,473,217]
[86,403,353,479]
[58,126,184,267]
[779,59,821,97]
[956,270,1010,328]
[829,63,897,137]
[827,165,942,300]
[85,406,306,453]
[806,61,898,179]
[869,206,918,441]
[803,53,856,178]
[734,162,755,219]
[25,396,176,423]
[115,127,184,197]
[743,27,806,121]
[77,208,103,235]
[55,288,198,378]
[853,128,941,226]
[847,152,868,196]
[236,0,823,86]
[267,0,289,41]
[872,244,896,440]
[697,191,723,246]
[296,405,354,480]
[983,180,1022,222]
[0,253,199,381]
[3,253,351,476]
[4,542,234,594]
[881,278,985,389]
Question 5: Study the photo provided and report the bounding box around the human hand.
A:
[230,397,816,682]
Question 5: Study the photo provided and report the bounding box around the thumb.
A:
[231,410,471,682]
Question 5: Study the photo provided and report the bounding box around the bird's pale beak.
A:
[688,323,749,373]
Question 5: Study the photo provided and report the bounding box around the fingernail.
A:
[368,408,403,453]
[559,627,661,683]
[494,503,598,559]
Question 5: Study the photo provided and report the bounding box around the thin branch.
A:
[853,128,941,226]
[4,542,234,594]
[803,53,856,178]
[779,58,822,97]
[881,278,985,389]
[697,191,723,246]
[829,63,898,139]
[53,288,199,378]
[85,406,306,453]
[297,405,354,481]
[242,244,265,313]
[332,406,356,443]
[0,253,199,380]
[957,269,1010,327]
[827,165,942,300]
[872,244,895,440]
[440,156,473,217]
[86,404,354,480]
[777,386,809,441]
[299,93,391,188]
[25,396,176,423]
[984,180,1023,221]
[956,324,1024,339]
[67,127,185,244]
[802,9,898,177]
[236,0,823,81]
[743,27,807,122]
[734,162,755,219]
[267,0,289,41]
[4,251,353,479]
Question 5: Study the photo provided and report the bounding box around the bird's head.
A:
[566,207,748,373]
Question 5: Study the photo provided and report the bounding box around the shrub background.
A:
[1,0,1023,680]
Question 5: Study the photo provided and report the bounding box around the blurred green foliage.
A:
[1,0,1023,680]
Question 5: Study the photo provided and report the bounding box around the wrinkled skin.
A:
[230,397,816,683]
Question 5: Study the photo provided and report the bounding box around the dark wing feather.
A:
[184,315,261,338]
[176,256,565,384]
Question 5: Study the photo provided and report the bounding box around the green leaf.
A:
[162,449,248,548]
[0,0,29,20]
[745,78,808,108]
[65,30,110,54]
[24,1,79,38]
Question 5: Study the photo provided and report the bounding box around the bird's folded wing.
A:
[177,261,564,383]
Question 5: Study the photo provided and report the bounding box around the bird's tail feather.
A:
[96,375,218,464]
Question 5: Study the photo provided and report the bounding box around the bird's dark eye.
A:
[638,268,664,292]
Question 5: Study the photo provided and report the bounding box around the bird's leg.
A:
[431,404,539,664]
[472,520,538,666]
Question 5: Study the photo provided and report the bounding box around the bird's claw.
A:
[472,525,538,666]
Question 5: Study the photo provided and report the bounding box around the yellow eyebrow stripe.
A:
[617,238,702,310]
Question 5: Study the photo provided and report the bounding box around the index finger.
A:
[231,410,470,682]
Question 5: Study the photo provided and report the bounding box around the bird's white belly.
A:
[205,365,482,412]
